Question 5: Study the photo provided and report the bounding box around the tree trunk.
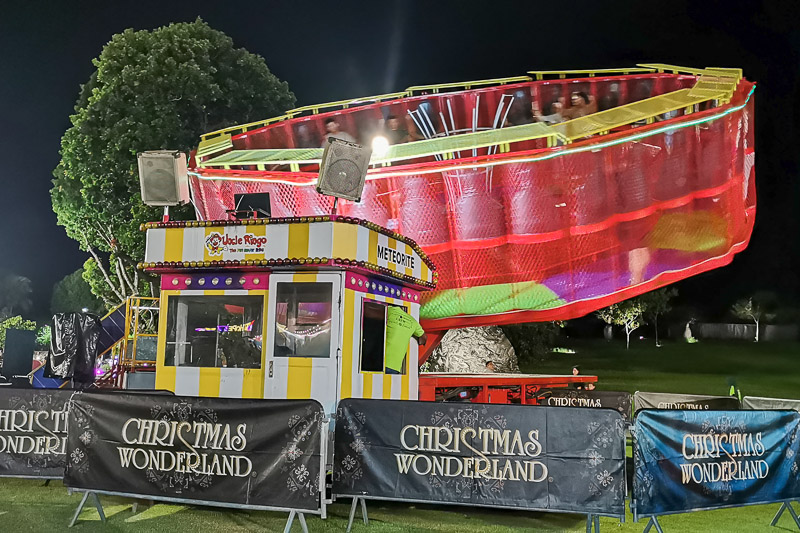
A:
[755,319,759,342]
[654,315,660,346]
[604,324,613,341]
[625,325,631,349]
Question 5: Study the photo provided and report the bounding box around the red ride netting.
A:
[191,80,756,330]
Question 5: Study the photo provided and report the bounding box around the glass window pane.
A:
[360,300,386,372]
[164,295,263,368]
[274,282,333,358]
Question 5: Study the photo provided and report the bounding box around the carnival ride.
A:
[84,64,755,409]
[189,64,756,352]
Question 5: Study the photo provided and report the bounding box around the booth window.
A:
[164,295,263,368]
[360,300,386,372]
[274,282,333,358]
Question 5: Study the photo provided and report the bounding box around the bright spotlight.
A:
[371,135,390,157]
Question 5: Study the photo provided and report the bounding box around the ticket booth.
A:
[140,215,436,415]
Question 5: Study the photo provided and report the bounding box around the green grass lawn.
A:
[2,339,799,532]
[524,338,800,400]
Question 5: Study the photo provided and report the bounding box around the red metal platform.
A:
[418,372,597,404]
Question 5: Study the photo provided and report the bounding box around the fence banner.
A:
[743,396,800,412]
[65,392,323,512]
[634,391,740,412]
[333,399,626,517]
[539,390,632,423]
[0,388,72,478]
[633,409,800,517]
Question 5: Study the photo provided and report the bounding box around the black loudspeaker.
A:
[1,329,36,378]
[316,138,372,202]
[137,150,190,206]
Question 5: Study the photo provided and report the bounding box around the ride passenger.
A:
[385,114,410,144]
[322,117,356,145]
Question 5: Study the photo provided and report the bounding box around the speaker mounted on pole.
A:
[316,138,372,204]
[137,150,190,207]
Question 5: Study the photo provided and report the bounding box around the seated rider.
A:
[384,306,428,374]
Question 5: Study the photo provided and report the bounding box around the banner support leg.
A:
[586,514,601,532]
[284,510,308,533]
[771,501,800,529]
[642,516,664,533]
[69,491,106,528]
[347,497,369,533]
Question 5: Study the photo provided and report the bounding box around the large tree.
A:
[51,268,104,315]
[52,19,295,305]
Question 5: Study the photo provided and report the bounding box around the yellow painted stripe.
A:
[333,223,358,260]
[164,228,184,262]
[362,369,373,399]
[242,368,264,398]
[288,223,310,259]
[340,288,355,399]
[156,365,176,392]
[383,373,393,399]
[155,291,176,392]
[421,259,430,283]
[198,368,221,397]
[368,229,378,264]
[287,358,314,399]
[401,371,410,400]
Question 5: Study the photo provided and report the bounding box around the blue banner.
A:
[633,410,800,517]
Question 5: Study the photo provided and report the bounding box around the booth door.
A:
[264,272,342,415]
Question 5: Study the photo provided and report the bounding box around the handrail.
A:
[201,115,289,141]
[552,87,726,142]
[405,75,532,95]
[284,92,410,118]
[200,122,563,169]
[197,65,743,148]
[528,67,655,80]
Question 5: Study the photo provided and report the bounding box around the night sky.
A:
[1,0,798,319]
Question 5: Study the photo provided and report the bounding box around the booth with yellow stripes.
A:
[139,215,436,415]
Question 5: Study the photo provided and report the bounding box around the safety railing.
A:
[197,65,742,155]
[405,75,532,95]
[528,67,655,80]
[283,91,410,118]
[100,296,160,370]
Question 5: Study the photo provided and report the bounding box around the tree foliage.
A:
[51,268,105,315]
[596,298,648,349]
[501,322,564,364]
[0,315,37,349]
[0,270,33,321]
[731,291,778,342]
[640,287,678,346]
[52,19,295,305]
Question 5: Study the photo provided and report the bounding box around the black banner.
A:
[634,391,740,412]
[633,410,800,517]
[0,388,72,478]
[333,399,626,517]
[539,390,632,423]
[65,392,323,511]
